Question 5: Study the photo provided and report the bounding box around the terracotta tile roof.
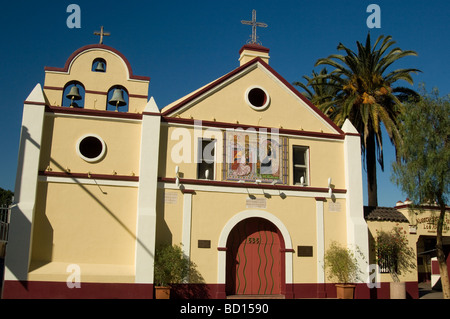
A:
[364,206,409,223]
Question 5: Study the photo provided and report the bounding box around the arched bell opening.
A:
[62,81,85,108]
[106,85,129,112]
[92,58,107,72]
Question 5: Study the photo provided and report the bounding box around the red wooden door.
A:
[226,218,282,295]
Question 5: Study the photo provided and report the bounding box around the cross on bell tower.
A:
[94,26,110,44]
[241,10,268,45]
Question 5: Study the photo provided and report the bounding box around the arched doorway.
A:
[225,217,283,295]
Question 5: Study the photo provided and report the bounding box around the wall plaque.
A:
[164,192,178,204]
[246,197,267,209]
[198,240,211,249]
[329,201,341,212]
[297,246,313,257]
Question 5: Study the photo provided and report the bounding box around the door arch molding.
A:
[217,210,293,291]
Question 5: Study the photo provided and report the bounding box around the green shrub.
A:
[324,241,363,284]
[154,243,190,286]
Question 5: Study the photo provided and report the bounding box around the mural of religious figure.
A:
[226,133,281,182]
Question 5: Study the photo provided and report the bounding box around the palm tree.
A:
[310,33,420,206]
[294,68,340,113]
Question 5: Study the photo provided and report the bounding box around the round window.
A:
[77,134,106,162]
[245,86,270,110]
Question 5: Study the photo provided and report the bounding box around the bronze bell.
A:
[108,88,127,111]
[66,85,82,101]
[95,61,106,72]
[66,85,82,106]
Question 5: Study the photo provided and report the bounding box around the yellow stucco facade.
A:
[8,42,420,299]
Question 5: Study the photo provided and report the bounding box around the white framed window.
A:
[197,138,216,180]
[76,134,106,163]
[293,146,309,186]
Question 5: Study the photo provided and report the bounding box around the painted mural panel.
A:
[224,131,287,184]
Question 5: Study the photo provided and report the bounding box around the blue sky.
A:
[1,0,449,207]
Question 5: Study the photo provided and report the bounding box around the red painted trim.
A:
[289,281,419,299]
[44,44,150,82]
[85,89,108,95]
[217,247,227,251]
[159,177,347,194]
[161,57,344,136]
[162,116,345,140]
[239,43,270,55]
[315,197,327,201]
[2,280,419,299]
[344,132,361,137]
[2,280,153,299]
[161,58,258,116]
[44,87,148,100]
[45,105,143,120]
[129,93,149,99]
[280,248,295,253]
[142,111,162,117]
[39,170,139,182]
[169,283,226,299]
[181,188,196,194]
[260,59,344,135]
[43,85,64,91]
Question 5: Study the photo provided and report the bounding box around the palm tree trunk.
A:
[366,130,378,207]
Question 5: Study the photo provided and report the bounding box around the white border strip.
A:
[38,175,139,188]
[158,181,346,199]
[45,111,142,124]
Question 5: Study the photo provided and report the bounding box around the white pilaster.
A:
[5,84,46,281]
[342,119,369,282]
[135,97,161,284]
[315,198,325,283]
[181,192,193,259]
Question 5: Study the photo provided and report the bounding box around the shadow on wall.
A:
[5,123,154,290]
[170,261,209,299]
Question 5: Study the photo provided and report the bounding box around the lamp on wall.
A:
[175,166,180,187]
[328,177,333,197]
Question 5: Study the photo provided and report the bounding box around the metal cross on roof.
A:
[94,26,110,44]
[241,9,268,45]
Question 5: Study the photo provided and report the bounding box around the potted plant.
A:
[375,226,416,299]
[154,243,191,299]
[324,241,363,299]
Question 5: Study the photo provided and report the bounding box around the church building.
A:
[2,23,390,298]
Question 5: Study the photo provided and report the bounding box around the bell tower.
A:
[43,40,149,113]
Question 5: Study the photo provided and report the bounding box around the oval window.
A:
[245,86,270,110]
[77,134,106,162]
